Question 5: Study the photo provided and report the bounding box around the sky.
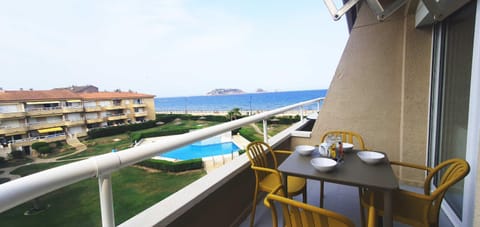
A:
[0,0,349,98]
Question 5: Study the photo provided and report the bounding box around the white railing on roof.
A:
[0,97,323,226]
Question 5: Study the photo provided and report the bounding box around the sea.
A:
[155,89,327,113]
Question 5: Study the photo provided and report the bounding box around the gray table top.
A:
[278,150,399,190]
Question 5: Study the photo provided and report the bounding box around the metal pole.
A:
[262,119,268,143]
[317,101,321,112]
[99,175,115,227]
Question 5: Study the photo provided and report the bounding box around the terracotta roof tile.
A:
[0,90,81,102]
[0,90,154,102]
[79,92,155,100]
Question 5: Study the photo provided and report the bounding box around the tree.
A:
[227,108,242,121]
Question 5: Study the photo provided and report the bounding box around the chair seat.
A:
[361,190,432,226]
[259,173,306,196]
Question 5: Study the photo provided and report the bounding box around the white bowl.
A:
[310,157,337,172]
[342,143,354,151]
[295,145,316,156]
[357,151,385,164]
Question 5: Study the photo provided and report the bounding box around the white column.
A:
[99,175,115,227]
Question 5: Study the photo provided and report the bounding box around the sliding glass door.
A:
[429,2,476,220]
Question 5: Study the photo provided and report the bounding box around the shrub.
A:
[0,157,6,167]
[239,128,261,142]
[137,158,203,172]
[131,129,189,142]
[87,120,157,139]
[10,150,25,159]
[31,142,48,150]
[37,146,53,154]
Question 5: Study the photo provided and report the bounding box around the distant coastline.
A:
[156,89,327,114]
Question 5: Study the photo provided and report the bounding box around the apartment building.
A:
[0,88,155,155]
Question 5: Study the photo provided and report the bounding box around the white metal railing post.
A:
[99,175,115,227]
[300,106,304,121]
[317,101,321,112]
[262,119,268,143]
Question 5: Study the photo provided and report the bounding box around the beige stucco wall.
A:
[292,2,432,184]
[144,97,156,121]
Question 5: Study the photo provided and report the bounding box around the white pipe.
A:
[0,97,323,213]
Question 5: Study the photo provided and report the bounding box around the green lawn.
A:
[11,161,76,176]
[0,166,205,226]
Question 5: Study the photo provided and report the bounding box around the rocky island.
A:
[206,88,245,96]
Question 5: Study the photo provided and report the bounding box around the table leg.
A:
[282,172,288,197]
[383,190,393,227]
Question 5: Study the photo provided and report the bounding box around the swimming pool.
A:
[160,142,240,160]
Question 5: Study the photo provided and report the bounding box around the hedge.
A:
[155,114,228,123]
[137,158,203,172]
[31,142,48,150]
[131,128,190,142]
[87,120,157,139]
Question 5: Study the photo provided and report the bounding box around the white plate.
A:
[295,145,316,156]
[342,142,354,150]
[311,157,337,172]
[357,151,385,164]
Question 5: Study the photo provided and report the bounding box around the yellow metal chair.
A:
[264,185,360,227]
[360,158,470,227]
[320,130,366,151]
[246,141,307,227]
[320,130,367,224]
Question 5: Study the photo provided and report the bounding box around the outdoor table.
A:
[278,150,398,227]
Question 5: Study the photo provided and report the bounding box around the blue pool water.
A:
[160,142,240,160]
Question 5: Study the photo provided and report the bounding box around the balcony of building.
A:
[11,132,66,147]
[84,106,102,112]
[62,106,84,114]
[131,103,147,108]
[85,118,104,124]
[106,113,128,121]
[104,105,127,111]
[133,111,147,117]
[0,112,26,119]
[64,119,85,127]
[28,121,65,130]
[25,107,63,116]
[0,125,28,135]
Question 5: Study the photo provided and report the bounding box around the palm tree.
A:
[227,108,242,121]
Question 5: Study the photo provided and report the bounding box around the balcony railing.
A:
[106,114,128,121]
[63,106,84,113]
[86,118,104,124]
[84,106,102,112]
[0,112,26,119]
[11,133,67,146]
[0,97,323,226]
[0,125,28,135]
[64,119,85,126]
[104,105,127,110]
[25,107,63,116]
[28,121,65,130]
[133,112,147,117]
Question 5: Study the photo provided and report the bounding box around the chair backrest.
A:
[246,141,279,180]
[264,186,354,227]
[424,158,470,223]
[320,130,366,150]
